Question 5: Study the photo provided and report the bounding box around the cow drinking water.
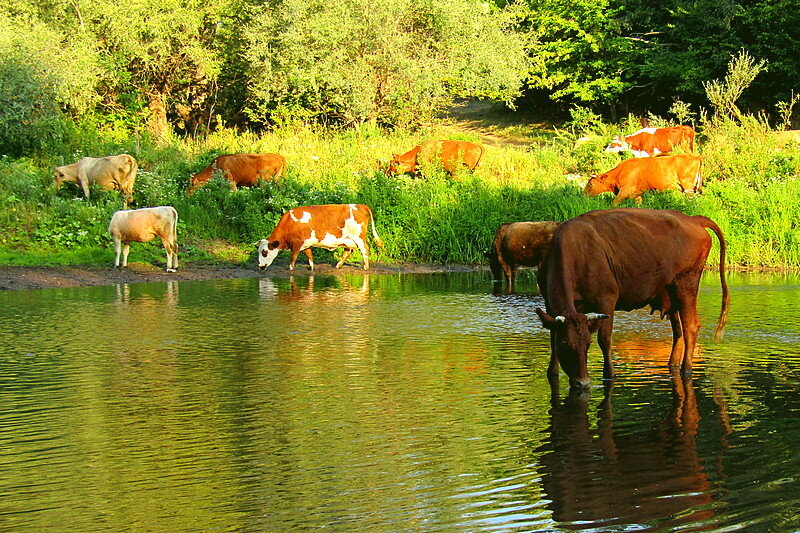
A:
[256,204,384,271]
[535,208,730,389]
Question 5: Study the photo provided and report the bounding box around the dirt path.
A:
[439,100,545,148]
[0,261,486,291]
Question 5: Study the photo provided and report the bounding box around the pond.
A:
[0,271,799,531]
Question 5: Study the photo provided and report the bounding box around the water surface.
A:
[0,272,799,531]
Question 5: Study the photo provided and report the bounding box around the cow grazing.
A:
[585,154,703,205]
[387,140,484,177]
[108,206,179,272]
[775,130,800,147]
[535,208,730,389]
[257,204,384,271]
[486,221,560,289]
[605,126,695,157]
[54,154,137,206]
[189,153,286,193]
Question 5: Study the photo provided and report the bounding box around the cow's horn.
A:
[586,313,610,320]
[555,316,566,323]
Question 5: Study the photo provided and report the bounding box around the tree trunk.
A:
[147,92,170,143]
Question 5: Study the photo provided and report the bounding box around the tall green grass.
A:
[2,117,800,268]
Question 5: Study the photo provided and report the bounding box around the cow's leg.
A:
[612,187,638,206]
[304,248,314,270]
[353,237,369,270]
[289,248,301,271]
[668,312,685,369]
[596,315,615,381]
[121,243,131,267]
[172,242,179,269]
[113,236,122,268]
[678,294,700,375]
[507,265,515,292]
[161,236,176,272]
[548,331,559,377]
[79,177,91,199]
[336,247,353,268]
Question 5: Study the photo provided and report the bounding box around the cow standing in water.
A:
[535,208,730,389]
[486,221,560,290]
[605,126,695,157]
[585,154,703,205]
[188,153,286,193]
[387,140,484,177]
[256,204,384,271]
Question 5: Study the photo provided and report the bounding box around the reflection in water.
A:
[539,377,729,530]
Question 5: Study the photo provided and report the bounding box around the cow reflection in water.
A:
[539,377,730,529]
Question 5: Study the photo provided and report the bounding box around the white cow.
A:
[54,154,138,206]
[108,206,179,272]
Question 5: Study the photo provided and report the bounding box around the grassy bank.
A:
[2,115,800,269]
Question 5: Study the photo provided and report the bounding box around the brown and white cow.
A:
[486,221,560,289]
[387,140,484,177]
[189,153,286,193]
[605,126,695,157]
[108,206,179,272]
[257,204,384,271]
[585,154,702,205]
[535,208,730,389]
[54,154,137,206]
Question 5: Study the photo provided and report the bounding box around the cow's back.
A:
[543,209,713,310]
[419,140,483,172]
[502,221,559,265]
[217,153,285,185]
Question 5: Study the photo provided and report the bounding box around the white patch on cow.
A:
[629,127,657,135]
[630,149,652,158]
[341,215,363,242]
[300,230,319,251]
[289,210,312,223]
[604,139,627,153]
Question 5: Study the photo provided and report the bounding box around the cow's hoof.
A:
[166,268,176,273]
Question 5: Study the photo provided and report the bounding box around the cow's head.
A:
[584,173,611,196]
[604,136,628,153]
[535,308,609,388]
[386,154,416,177]
[485,246,503,283]
[53,166,72,187]
[256,239,282,269]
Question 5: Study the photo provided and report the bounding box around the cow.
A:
[535,208,730,389]
[108,206,179,272]
[605,126,695,157]
[256,204,384,271]
[387,140,484,177]
[188,153,286,193]
[54,154,137,206]
[486,221,560,290]
[584,154,703,205]
[775,130,800,147]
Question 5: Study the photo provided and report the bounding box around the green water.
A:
[0,272,798,531]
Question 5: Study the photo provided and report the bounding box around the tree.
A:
[243,0,530,127]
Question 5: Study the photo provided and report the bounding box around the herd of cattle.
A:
[53,125,772,387]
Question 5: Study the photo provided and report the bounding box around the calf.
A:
[108,206,179,272]
[257,204,384,271]
[585,154,702,205]
[486,221,560,289]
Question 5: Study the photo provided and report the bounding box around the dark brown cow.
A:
[256,204,384,271]
[486,221,560,289]
[605,126,695,157]
[189,153,286,193]
[535,208,730,389]
[585,154,702,205]
[387,140,484,177]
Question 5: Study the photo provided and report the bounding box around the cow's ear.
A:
[268,240,280,250]
[535,308,555,330]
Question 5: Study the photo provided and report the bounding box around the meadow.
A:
[1,111,799,270]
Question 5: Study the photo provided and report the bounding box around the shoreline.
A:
[0,261,486,291]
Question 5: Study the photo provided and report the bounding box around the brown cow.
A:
[535,208,730,389]
[256,204,384,271]
[585,154,703,205]
[189,153,286,193]
[54,154,137,206]
[605,126,695,157]
[108,206,179,272]
[486,221,560,290]
[387,140,484,177]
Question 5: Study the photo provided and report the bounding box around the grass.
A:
[2,113,800,269]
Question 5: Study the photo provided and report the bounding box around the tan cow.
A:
[54,154,137,206]
[257,204,384,271]
[387,140,484,177]
[585,154,703,205]
[486,221,560,290]
[108,206,179,272]
[188,153,286,193]
[605,126,695,157]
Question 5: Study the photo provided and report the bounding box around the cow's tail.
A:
[474,144,486,169]
[368,207,385,249]
[696,216,730,340]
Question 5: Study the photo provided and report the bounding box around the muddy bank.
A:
[0,261,486,291]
